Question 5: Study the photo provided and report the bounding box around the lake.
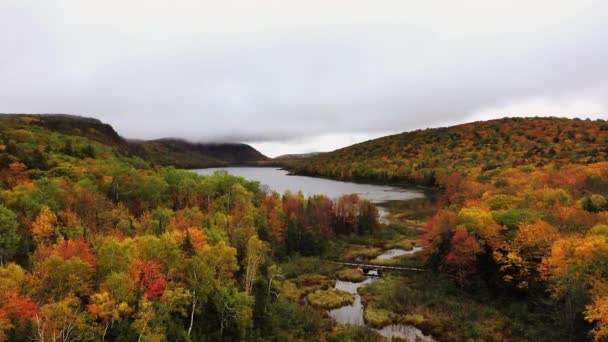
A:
[193,167,424,203]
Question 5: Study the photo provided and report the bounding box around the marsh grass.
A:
[341,245,383,261]
[328,324,384,342]
[336,268,366,282]
[307,288,354,309]
[280,273,336,302]
[385,238,417,250]
[358,274,553,341]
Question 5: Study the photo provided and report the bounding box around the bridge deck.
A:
[326,260,426,272]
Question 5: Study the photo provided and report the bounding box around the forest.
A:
[1,114,608,341]
[289,117,608,340]
[0,115,380,341]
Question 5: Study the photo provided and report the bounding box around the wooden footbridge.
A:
[326,260,426,275]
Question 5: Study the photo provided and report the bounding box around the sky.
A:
[1,1,607,157]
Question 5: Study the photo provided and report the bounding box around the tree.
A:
[0,309,11,342]
[34,254,95,301]
[440,229,481,287]
[180,230,196,257]
[87,291,131,341]
[420,210,459,267]
[586,283,608,341]
[181,254,215,337]
[334,194,361,234]
[132,297,163,342]
[0,263,25,290]
[3,291,38,326]
[493,220,558,289]
[95,237,134,278]
[213,286,253,338]
[129,259,167,299]
[539,235,608,336]
[0,205,20,265]
[149,207,173,236]
[244,235,268,295]
[204,241,239,286]
[34,294,88,342]
[358,200,379,234]
[31,206,59,247]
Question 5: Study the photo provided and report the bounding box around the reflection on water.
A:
[194,167,424,203]
[329,279,376,326]
[329,278,432,341]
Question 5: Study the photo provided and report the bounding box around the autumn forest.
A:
[1,114,608,341]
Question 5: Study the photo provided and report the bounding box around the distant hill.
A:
[290,117,608,185]
[273,152,324,160]
[0,114,268,169]
[1,113,128,146]
[131,138,268,169]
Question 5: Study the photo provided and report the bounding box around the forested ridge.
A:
[0,114,380,341]
[0,114,268,169]
[291,117,608,185]
[290,116,608,340]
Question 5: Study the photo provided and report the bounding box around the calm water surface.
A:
[331,277,431,341]
[374,247,424,260]
[194,167,424,203]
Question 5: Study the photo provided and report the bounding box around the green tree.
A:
[0,205,20,265]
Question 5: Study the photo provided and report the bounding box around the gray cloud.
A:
[1,1,607,156]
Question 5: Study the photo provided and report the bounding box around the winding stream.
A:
[329,249,432,341]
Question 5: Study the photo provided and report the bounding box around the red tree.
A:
[441,229,480,287]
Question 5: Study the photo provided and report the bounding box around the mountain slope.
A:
[0,114,268,169]
[131,138,268,168]
[290,117,608,185]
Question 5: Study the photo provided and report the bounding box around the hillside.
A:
[291,117,608,185]
[274,152,323,160]
[132,138,268,169]
[0,114,268,169]
[0,112,389,341]
[290,116,608,340]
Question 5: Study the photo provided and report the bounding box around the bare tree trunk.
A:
[137,318,149,342]
[102,320,109,342]
[188,289,196,336]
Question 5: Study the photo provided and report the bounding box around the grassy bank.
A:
[308,288,355,309]
[358,274,554,341]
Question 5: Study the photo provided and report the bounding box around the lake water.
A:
[194,167,424,203]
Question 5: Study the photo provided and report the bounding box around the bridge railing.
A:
[325,260,426,272]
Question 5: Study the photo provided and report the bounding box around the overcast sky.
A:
[1,1,607,157]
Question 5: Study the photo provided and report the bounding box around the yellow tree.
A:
[493,220,559,289]
[31,206,59,247]
[244,235,268,294]
[132,297,163,342]
[34,295,87,342]
[0,309,11,342]
[87,291,131,341]
[586,292,608,340]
